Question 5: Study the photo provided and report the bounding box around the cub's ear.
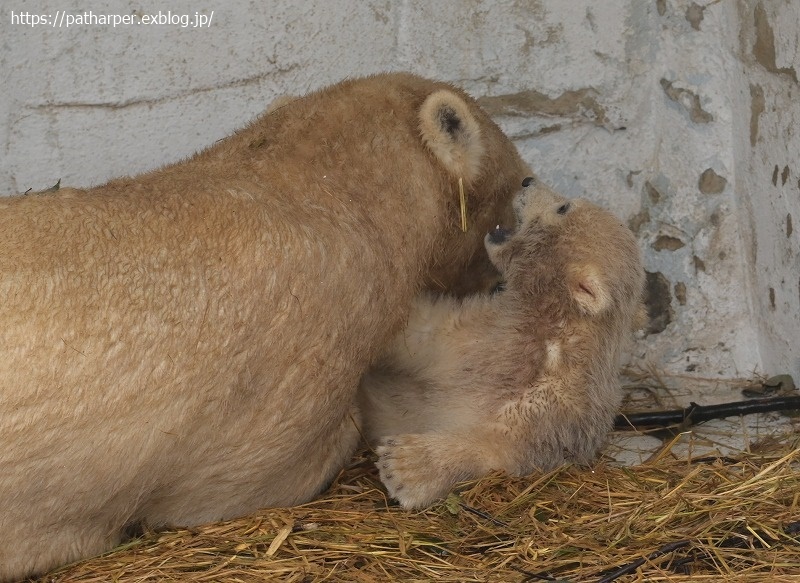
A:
[569,265,612,316]
[419,90,485,182]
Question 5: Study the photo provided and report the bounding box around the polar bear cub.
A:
[359,177,645,509]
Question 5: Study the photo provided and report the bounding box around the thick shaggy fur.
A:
[359,179,645,509]
[0,73,530,580]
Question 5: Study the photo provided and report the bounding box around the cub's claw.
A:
[375,435,452,509]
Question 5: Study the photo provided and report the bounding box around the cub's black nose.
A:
[488,224,510,244]
[521,176,535,188]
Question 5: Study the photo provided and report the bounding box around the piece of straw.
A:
[459,177,467,232]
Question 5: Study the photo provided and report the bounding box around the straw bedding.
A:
[30,429,799,582]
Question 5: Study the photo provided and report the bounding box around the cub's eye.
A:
[521,176,535,188]
[557,202,571,215]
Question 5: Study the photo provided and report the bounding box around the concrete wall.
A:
[2,1,798,381]
[733,1,800,381]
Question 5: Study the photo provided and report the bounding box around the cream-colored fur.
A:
[0,73,531,581]
[359,178,645,509]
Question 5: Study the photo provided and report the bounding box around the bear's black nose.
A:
[522,176,535,188]
[488,224,510,244]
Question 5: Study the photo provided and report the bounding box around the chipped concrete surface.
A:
[733,1,800,383]
[652,235,686,252]
[644,271,673,336]
[478,88,609,129]
[749,83,766,147]
[753,2,798,82]
[659,78,714,123]
[698,168,728,195]
[684,2,705,31]
[1,1,799,384]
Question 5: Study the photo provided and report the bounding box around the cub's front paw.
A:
[375,434,453,509]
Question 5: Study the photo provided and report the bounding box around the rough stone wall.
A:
[2,0,798,380]
[733,1,800,380]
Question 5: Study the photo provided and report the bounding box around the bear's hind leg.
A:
[0,521,122,581]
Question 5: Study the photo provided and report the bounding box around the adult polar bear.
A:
[0,73,530,580]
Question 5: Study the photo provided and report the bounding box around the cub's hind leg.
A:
[375,429,515,509]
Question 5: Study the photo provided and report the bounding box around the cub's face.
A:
[484,177,571,276]
[485,177,644,320]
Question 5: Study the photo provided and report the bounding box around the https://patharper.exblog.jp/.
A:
[10,10,214,28]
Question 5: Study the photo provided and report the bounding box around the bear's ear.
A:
[419,90,485,182]
[569,265,612,316]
